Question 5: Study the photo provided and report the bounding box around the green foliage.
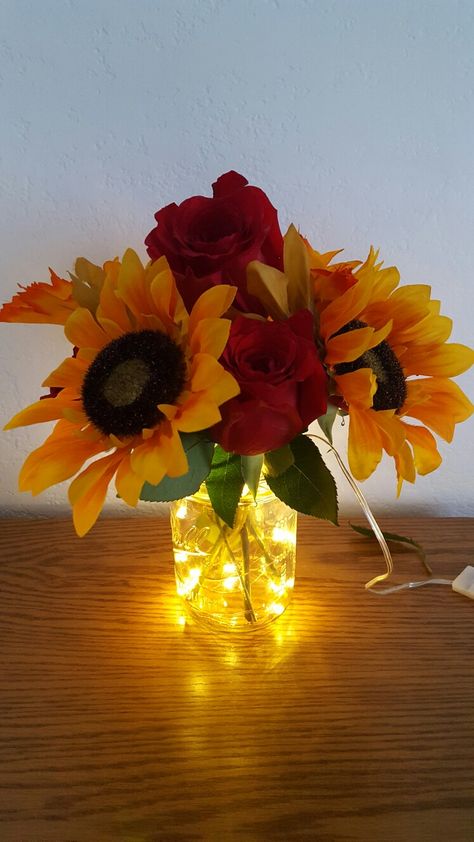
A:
[205,446,244,528]
[317,403,339,445]
[140,433,214,503]
[266,435,338,524]
[241,454,264,499]
[264,444,295,477]
[350,524,431,574]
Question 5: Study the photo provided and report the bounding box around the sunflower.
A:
[5,250,239,535]
[311,246,474,491]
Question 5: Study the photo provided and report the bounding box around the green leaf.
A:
[205,446,244,528]
[266,435,338,524]
[350,524,432,575]
[241,454,264,499]
[317,403,338,445]
[140,433,214,503]
[264,444,295,478]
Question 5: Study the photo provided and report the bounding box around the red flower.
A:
[212,310,328,455]
[144,171,283,311]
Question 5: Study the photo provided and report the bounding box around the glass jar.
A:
[170,482,297,632]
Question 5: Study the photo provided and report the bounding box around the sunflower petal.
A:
[19,420,105,495]
[174,395,222,433]
[69,451,123,536]
[403,378,474,442]
[115,454,144,507]
[347,407,383,481]
[189,317,231,358]
[320,277,373,340]
[0,270,75,325]
[334,368,377,409]
[402,423,442,476]
[130,433,169,485]
[401,343,474,377]
[394,441,416,496]
[325,326,375,366]
[4,392,79,430]
[189,285,237,337]
[42,357,88,389]
[64,307,108,350]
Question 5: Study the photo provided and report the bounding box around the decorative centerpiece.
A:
[2,172,473,630]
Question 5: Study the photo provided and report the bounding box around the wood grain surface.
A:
[0,515,473,842]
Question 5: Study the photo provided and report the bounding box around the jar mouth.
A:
[190,478,275,507]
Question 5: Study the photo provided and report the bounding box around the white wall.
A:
[1,0,473,520]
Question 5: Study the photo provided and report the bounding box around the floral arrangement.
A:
[2,171,473,537]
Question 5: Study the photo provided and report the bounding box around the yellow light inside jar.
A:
[175,550,188,563]
[176,504,187,519]
[177,566,201,596]
[272,526,297,545]
[268,602,285,616]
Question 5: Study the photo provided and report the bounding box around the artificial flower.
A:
[0,269,75,325]
[145,171,283,312]
[5,250,239,535]
[212,309,327,455]
[313,247,474,490]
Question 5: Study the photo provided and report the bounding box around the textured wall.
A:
[1,0,473,521]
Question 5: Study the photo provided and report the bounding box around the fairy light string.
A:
[307,434,452,595]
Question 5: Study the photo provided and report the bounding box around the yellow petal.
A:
[402,423,442,476]
[174,395,222,433]
[402,343,474,378]
[19,420,104,495]
[246,262,289,320]
[163,425,189,478]
[42,357,88,389]
[190,353,226,392]
[116,249,152,318]
[372,410,405,457]
[189,317,231,358]
[334,368,377,409]
[347,407,383,480]
[130,433,169,485]
[403,377,474,442]
[201,369,240,405]
[150,261,188,330]
[394,441,416,496]
[325,326,375,366]
[320,276,373,340]
[96,262,131,333]
[64,307,108,350]
[115,454,144,507]
[69,451,122,536]
[4,392,79,430]
[284,224,312,314]
[189,285,237,337]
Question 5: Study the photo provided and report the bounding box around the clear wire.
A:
[307,434,453,595]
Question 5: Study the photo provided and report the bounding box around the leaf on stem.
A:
[350,524,432,575]
[205,446,244,528]
[264,444,295,477]
[266,435,338,524]
[241,454,264,499]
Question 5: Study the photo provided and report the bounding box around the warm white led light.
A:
[223,562,237,575]
[272,526,297,545]
[176,504,187,519]
[175,550,188,563]
[268,602,285,616]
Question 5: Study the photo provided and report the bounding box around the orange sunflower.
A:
[310,245,474,491]
[5,250,239,535]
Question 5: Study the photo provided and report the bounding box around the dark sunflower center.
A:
[333,320,407,411]
[82,330,186,436]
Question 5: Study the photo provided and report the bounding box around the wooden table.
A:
[1,516,473,842]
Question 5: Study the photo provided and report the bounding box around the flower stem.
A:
[240,522,255,623]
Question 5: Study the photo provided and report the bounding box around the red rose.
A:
[144,171,283,311]
[212,310,328,455]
